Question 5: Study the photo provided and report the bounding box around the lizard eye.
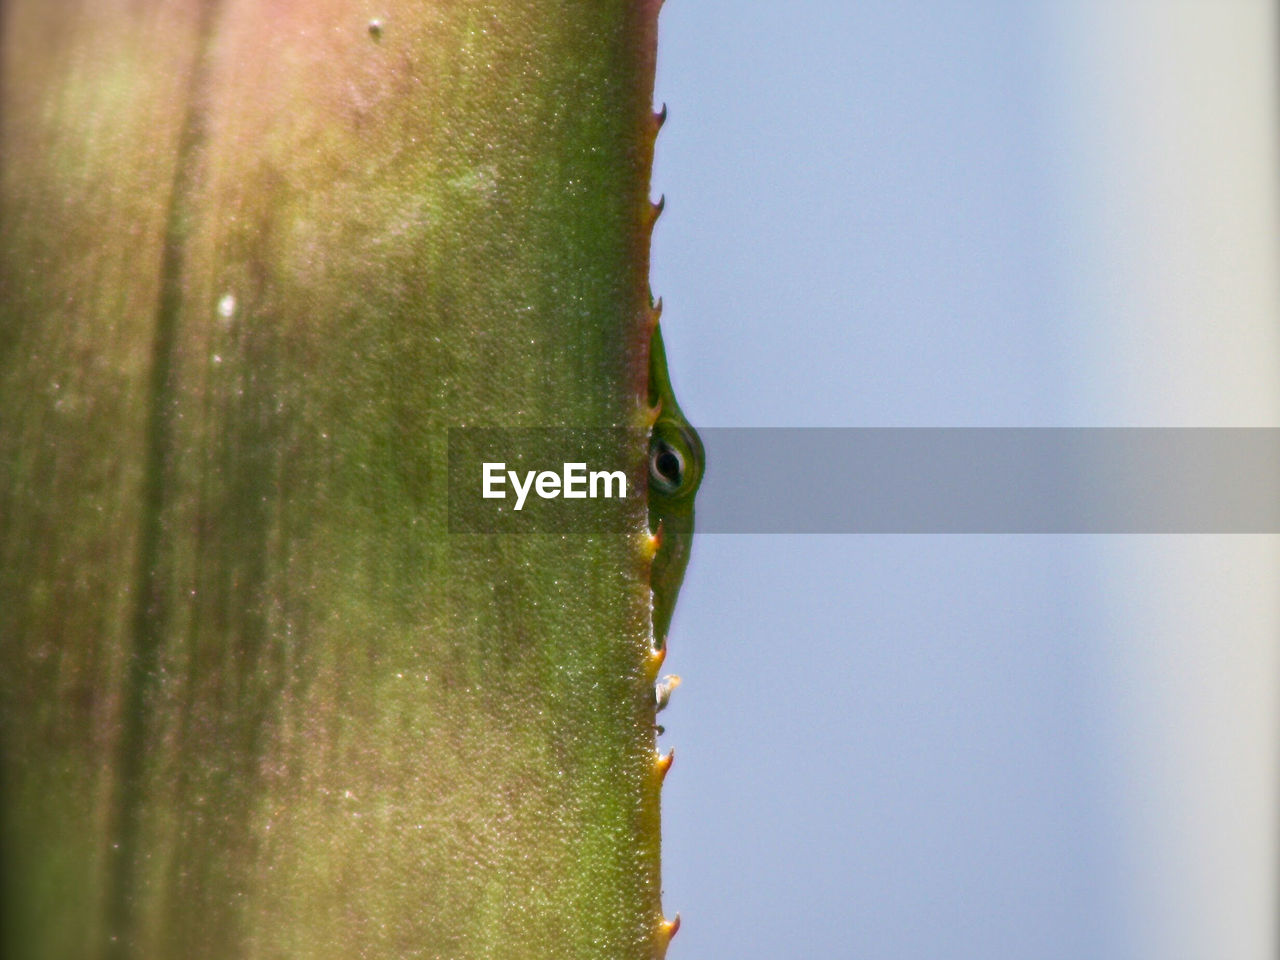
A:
[650,437,685,494]
[648,420,702,498]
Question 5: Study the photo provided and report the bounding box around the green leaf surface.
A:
[0,2,673,957]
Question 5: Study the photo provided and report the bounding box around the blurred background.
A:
[649,2,1279,958]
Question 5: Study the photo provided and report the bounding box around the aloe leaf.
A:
[0,2,675,957]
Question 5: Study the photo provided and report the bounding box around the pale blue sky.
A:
[648,3,1277,958]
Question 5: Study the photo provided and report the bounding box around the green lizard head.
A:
[647,322,704,649]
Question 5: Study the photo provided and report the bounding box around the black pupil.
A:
[655,445,682,485]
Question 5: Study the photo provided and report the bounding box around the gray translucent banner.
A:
[698,428,1280,533]
[447,428,1280,533]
